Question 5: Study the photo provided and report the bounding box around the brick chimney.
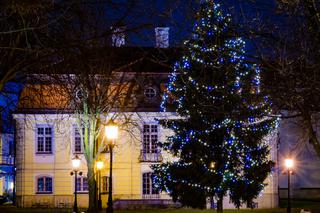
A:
[155,27,169,48]
[111,26,126,47]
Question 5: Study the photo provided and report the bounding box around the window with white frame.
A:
[36,126,53,154]
[143,124,158,154]
[76,176,88,192]
[73,126,83,154]
[36,176,53,193]
[102,176,109,192]
[142,172,159,196]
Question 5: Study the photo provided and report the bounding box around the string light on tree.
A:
[153,0,275,211]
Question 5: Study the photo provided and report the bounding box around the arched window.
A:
[37,176,53,193]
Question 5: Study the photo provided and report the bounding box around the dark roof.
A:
[34,46,182,75]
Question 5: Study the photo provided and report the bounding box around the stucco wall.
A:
[13,112,278,208]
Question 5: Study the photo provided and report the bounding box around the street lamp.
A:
[96,160,104,210]
[285,158,294,213]
[71,155,81,213]
[105,119,118,213]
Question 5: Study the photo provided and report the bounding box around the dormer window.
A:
[144,87,157,99]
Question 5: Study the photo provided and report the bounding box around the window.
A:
[102,176,109,192]
[73,126,83,154]
[76,176,88,192]
[144,87,157,99]
[140,124,162,162]
[37,176,53,193]
[143,124,158,154]
[36,126,53,154]
[142,172,159,197]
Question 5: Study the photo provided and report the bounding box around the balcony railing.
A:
[142,193,160,199]
[139,150,162,162]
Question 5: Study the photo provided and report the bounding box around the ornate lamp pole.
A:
[96,160,104,210]
[105,119,118,213]
[71,155,81,213]
[285,158,294,213]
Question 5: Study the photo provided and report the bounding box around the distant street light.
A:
[285,158,294,213]
[105,119,118,213]
[96,160,104,210]
[71,155,81,213]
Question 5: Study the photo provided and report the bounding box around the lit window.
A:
[37,176,53,193]
[36,126,53,154]
[142,172,159,195]
[144,87,157,99]
[76,176,88,192]
[102,176,109,192]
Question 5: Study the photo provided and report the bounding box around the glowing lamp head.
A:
[210,162,215,169]
[96,160,104,170]
[285,158,294,169]
[72,155,81,170]
[105,119,118,140]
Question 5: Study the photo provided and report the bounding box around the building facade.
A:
[12,44,279,208]
[13,112,177,208]
[13,113,279,209]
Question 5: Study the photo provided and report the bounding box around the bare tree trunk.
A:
[303,112,320,158]
[217,194,223,213]
[87,162,97,212]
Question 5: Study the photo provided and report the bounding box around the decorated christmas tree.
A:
[153,1,276,211]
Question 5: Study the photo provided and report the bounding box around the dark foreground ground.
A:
[0,199,319,213]
[0,207,318,213]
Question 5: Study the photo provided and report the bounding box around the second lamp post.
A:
[96,160,104,210]
[105,119,118,213]
[285,158,294,213]
[71,155,81,213]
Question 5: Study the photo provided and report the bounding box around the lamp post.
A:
[71,155,81,213]
[285,158,294,213]
[96,160,104,210]
[105,119,118,213]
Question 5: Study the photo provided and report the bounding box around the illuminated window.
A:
[102,176,109,192]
